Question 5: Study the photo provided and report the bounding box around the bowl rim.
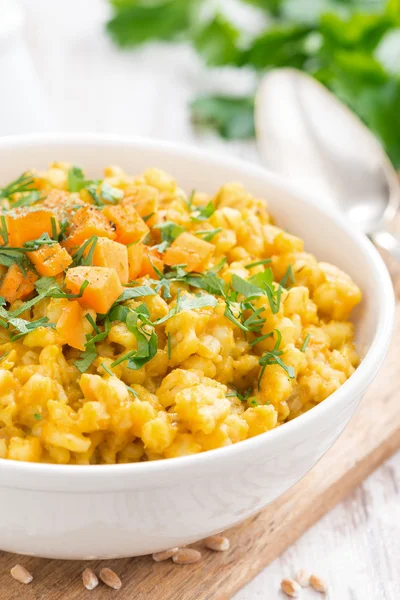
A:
[0,132,395,482]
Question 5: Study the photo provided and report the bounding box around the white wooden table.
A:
[12,1,400,598]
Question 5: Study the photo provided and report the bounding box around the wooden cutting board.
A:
[1,253,399,600]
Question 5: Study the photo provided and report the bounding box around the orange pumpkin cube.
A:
[56,300,88,351]
[88,237,129,284]
[63,206,116,251]
[163,232,214,272]
[103,203,149,245]
[128,243,164,280]
[0,264,37,304]
[65,266,123,314]
[123,184,159,227]
[27,243,72,277]
[6,208,59,247]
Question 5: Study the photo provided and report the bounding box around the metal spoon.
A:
[255,68,400,259]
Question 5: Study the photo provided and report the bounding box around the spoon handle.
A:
[369,230,400,261]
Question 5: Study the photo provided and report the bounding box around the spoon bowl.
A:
[255,68,400,239]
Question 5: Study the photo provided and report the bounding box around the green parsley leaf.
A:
[167,331,172,359]
[72,236,98,267]
[280,264,295,288]
[240,24,313,70]
[117,285,157,302]
[231,274,264,298]
[106,0,194,47]
[258,329,295,389]
[153,221,185,252]
[33,413,42,421]
[300,333,311,352]
[100,182,124,204]
[67,166,87,192]
[191,95,256,140]
[179,293,218,311]
[23,233,58,251]
[194,13,240,67]
[245,258,272,269]
[0,172,36,201]
[11,190,42,209]
[0,215,8,245]
[74,348,98,373]
[194,228,222,242]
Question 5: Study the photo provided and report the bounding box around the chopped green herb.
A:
[11,190,42,209]
[0,215,8,245]
[23,233,58,251]
[167,331,172,359]
[300,333,310,353]
[179,293,218,311]
[100,182,124,204]
[142,212,155,223]
[72,236,98,266]
[280,264,295,288]
[116,285,157,303]
[190,200,215,222]
[0,172,36,201]
[33,413,42,421]
[258,329,295,389]
[0,247,30,274]
[194,228,222,242]
[101,361,139,397]
[183,189,195,210]
[152,221,185,253]
[74,348,98,373]
[231,274,264,298]
[245,258,272,269]
[249,331,274,347]
[85,313,100,334]
[67,166,87,192]
[51,217,58,241]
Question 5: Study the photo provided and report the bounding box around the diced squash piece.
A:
[6,208,59,247]
[27,243,72,277]
[63,206,115,251]
[42,189,85,221]
[103,203,149,245]
[56,300,87,351]
[164,232,214,272]
[65,266,123,314]
[88,237,129,284]
[123,184,159,227]
[0,265,37,304]
[128,243,164,280]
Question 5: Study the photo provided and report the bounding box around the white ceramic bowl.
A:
[0,134,394,560]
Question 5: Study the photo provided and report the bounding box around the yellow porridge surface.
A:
[0,163,361,464]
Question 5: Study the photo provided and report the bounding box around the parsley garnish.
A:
[194,228,222,242]
[11,190,42,209]
[101,361,139,397]
[258,329,295,389]
[190,200,215,222]
[152,221,184,253]
[280,265,294,288]
[0,172,36,201]
[0,215,8,245]
[72,236,98,267]
[300,333,310,353]
[23,233,58,251]
[245,258,271,269]
[167,331,172,359]
[33,413,42,421]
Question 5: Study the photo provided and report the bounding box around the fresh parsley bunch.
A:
[106,0,400,168]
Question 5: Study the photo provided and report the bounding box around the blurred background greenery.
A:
[106,0,400,167]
